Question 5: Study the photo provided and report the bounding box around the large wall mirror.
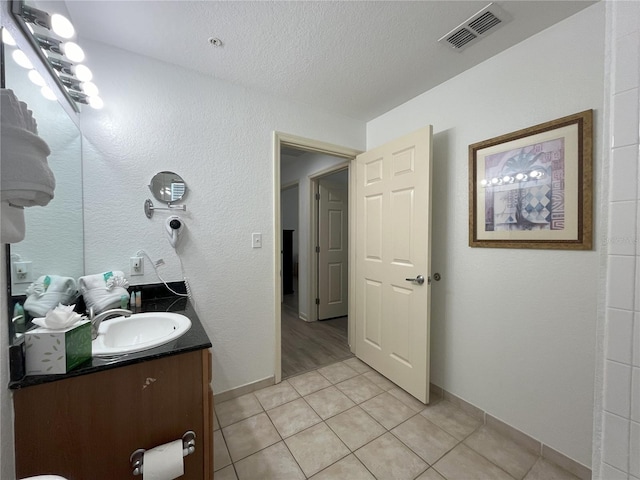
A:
[3,28,85,341]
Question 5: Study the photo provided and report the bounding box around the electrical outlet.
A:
[13,261,32,284]
[252,233,262,248]
[130,256,144,276]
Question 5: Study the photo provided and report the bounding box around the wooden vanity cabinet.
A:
[14,349,214,480]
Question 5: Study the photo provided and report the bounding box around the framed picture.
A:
[469,110,593,250]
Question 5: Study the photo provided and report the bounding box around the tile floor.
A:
[213,358,581,480]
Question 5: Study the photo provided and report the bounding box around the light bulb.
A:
[40,86,57,101]
[81,81,99,97]
[480,179,489,187]
[12,50,33,69]
[50,14,75,39]
[28,70,46,87]
[88,96,104,109]
[61,42,84,62]
[74,64,93,82]
[2,29,16,46]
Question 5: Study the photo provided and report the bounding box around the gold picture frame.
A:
[469,110,593,250]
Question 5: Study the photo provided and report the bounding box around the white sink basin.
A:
[92,312,191,357]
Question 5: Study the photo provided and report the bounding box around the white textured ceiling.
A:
[63,1,596,121]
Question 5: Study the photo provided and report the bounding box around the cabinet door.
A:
[14,350,211,480]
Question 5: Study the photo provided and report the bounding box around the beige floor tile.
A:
[363,370,397,390]
[288,370,332,396]
[234,441,305,480]
[305,386,356,419]
[213,412,220,431]
[254,380,300,410]
[524,458,580,480]
[214,465,238,480]
[222,412,281,462]
[213,429,232,471]
[464,426,538,480]
[335,375,384,404]
[420,400,482,440]
[388,387,428,412]
[311,454,376,480]
[433,444,515,480]
[267,397,322,438]
[216,393,263,428]
[355,432,428,480]
[326,406,386,450]
[360,392,417,429]
[391,414,458,464]
[318,362,359,384]
[415,468,447,480]
[285,422,350,477]
[342,357,373,374]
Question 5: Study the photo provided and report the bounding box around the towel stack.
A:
[1,89,55,243]
[24,275,79,318]
[79,271,130,314]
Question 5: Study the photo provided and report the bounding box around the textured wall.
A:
[367,4,604,467]
[595,2,640,479]
[79,40,365,394]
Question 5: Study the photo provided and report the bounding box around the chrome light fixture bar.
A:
[10,0,101,111]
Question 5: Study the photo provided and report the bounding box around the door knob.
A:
[405,275,425,285]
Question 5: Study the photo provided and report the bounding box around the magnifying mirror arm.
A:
[144,199,187,219]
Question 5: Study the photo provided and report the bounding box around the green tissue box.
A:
[25,320,91,375]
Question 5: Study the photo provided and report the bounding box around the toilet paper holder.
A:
[130,431,196,476]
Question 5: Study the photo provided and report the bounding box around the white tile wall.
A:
[610,145,638,202]
[600,1,640,478]
[607,308,634,364]
[604,463,632,480]
[631,422,640,477]
[605,361,632,417]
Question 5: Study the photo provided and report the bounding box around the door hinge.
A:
[315,298,320,305]
[315,246,320,253]
[315,193,320,200]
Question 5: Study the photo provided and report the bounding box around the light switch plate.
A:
[252,233,262,248]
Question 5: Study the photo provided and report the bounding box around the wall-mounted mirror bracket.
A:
[144,199,187,219]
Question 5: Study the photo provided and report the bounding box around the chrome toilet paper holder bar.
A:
[130,430,196,476]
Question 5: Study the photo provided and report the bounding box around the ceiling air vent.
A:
[438,3,511,51]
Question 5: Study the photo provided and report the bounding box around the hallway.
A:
[281,289,352,378]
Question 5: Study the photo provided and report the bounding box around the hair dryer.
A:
[165,215,184,248]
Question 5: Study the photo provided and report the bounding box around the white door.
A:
[318,179,348,320]
[354,126,433,403]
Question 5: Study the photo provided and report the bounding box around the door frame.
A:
[273,131,361,383]
[310,165,349,322]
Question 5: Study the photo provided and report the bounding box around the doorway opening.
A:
[274,133,361,383]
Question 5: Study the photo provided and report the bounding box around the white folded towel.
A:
[24,275,79,317]
[0,124,54,207]
[1,201,25,243]
[1,90,37,133]
[79,271,129,314]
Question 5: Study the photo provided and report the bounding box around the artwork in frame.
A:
[469,110,593,250]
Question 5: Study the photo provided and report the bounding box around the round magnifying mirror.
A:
[148,171,187,203]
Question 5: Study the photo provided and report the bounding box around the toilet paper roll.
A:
[143,439,184,480]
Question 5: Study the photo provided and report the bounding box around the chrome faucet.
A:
[89,307,133,340]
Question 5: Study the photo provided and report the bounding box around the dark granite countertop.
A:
[9,293,211,390]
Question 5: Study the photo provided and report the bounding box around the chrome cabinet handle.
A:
[405,275,425,285]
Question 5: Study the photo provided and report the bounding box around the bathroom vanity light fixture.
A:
[10,0,103,110]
